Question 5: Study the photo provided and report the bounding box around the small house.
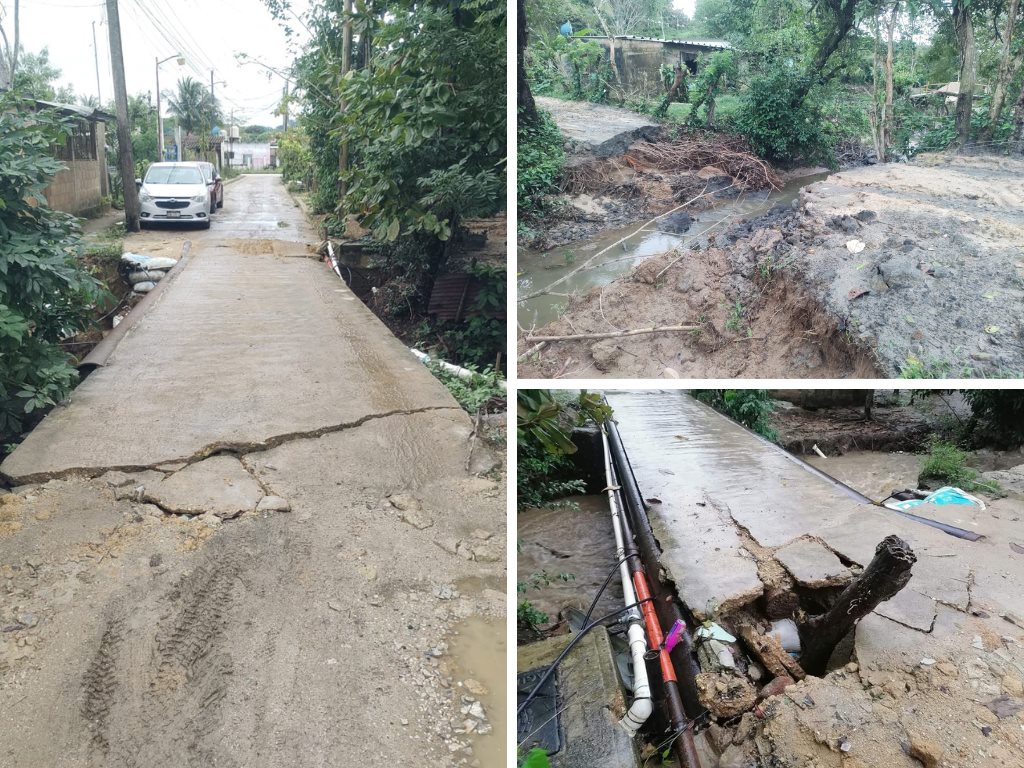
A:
[37,100,114,217]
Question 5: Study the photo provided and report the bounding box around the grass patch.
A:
[918,439,1003,496]
[664,94,743,125]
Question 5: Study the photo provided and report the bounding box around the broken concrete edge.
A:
[0,405,464,487]
[78,240,193,372]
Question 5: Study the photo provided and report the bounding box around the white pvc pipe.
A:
[409,348,507,391]
[601,427,653,737]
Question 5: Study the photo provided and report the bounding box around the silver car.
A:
[137,163,212,229]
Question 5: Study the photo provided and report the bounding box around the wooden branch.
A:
[799,535,916,675]
[525,324,698,343]
[739,625,806,682]
[517,341,548,362]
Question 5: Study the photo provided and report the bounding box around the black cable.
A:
[517,597,655,718]
[580,552,641,629]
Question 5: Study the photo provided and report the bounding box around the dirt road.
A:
[0,175,505,767]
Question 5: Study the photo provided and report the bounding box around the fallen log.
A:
[799,535,916,675]
[524,324,698,344]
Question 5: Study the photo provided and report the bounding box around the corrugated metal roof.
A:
[579,35,732,49]
[428,274,506,322]
[34,100,116,122]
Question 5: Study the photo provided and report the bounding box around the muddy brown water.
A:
[446,616,506,767]
[517,495,625,629]
[806,450,923,500]
[518,172,832,328]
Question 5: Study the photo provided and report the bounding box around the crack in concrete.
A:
[874,605,937,634]
[2,405,462,486]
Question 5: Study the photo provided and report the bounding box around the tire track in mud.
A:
[80,541,244,768]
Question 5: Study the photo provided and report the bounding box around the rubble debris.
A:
[738,625,806,682]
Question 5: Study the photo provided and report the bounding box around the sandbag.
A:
[133,281,157,293]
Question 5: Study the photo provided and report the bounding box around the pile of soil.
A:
[519,153,1024,379]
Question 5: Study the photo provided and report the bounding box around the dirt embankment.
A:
[519,154,1024,379]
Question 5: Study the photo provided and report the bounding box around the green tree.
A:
[164,76,221,135]
[0,94,106,443]
[9,48,61,100]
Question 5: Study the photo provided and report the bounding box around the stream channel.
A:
[517,171,831,329]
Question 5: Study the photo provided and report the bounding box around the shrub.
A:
[693,389,778,441]
[425,362,505,414]
[918,439,1002,495]
[0,96,106,444]
[517,109,564,219]
[964,390,1024,449]
[735,69,833,165]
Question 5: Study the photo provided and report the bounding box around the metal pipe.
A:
[607,417,707,723]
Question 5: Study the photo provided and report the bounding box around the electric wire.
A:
[516,597,656,719]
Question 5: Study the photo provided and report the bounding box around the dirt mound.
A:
[520,154,1024,378]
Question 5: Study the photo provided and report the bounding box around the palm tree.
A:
[164,76,221,135]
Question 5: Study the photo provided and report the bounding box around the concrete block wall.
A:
[44,160,104,216]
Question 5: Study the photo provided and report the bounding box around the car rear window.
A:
[145,166,204,184]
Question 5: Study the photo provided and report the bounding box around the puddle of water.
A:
[446,616,506,768]
[518,171,832,328]
[517,495,624,625]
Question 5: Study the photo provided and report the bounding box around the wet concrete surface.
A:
[538,96,660,155]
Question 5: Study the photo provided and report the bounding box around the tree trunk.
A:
[883,4,897,156]
[794,0,859,103]
[1011,79,1024,154]
[981,0,1022,144]
[594,10,622,97]
[517,0,538,124]
[799,535,916,675]
[864,390,874,421]
[952,0,977,150]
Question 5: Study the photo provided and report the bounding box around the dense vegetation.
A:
[266,0,507,369]
[0,95,107,446]
[692,389,779,440]
[519,0,1024,212]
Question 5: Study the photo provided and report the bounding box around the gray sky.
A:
[9,0,310,126]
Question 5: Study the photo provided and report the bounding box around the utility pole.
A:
[338,0,352,198]
[92,21,102,104]
[105,0,139,231]
[281,82,289,131]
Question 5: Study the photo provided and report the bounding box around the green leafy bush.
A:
[276,128,313,188]
[693,389,778,441]
[517,109,564,219]
[735,69,833,164]
[0,96,106,443]
[425,362,505,414]
[918,438,1001,495]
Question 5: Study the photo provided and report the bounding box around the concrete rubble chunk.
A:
[142,456,263,519]
[256,496,291,513]
[775,539,851,588]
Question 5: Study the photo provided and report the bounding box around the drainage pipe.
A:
[607,417,707,723]
[600,427,652,736]
[408,348,507,390]
[604,425,703,768]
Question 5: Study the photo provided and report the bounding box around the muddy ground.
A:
[519,154,1024,379]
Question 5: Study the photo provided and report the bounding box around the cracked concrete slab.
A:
[0,224,457,483]
[775,539,851,588]
[143,456,263,518]
[874,588,938,632]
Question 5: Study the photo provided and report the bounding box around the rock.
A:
[256,496,291,513]
[984,695,1024,719]
[696,673,757,717]
[471,541,501,563]
[845,662,860,674]
[660,211,692,234]
[434,538,459,555]
[198,511,221,527]
[471,529,492,541]
[590,339,623,371]
[1001,675,1023,697]
[750,228,783,254]
[936,661,957,677]
[854,210,877,222]
[400,509,434,530]
[387,493,420,512]
[433,584,459,600]
[16,612,37,628]
[906,730,943,767]
[463,678,488,696]
[149,553,163,568]
[719,744,752,768]
[758,674,794,700]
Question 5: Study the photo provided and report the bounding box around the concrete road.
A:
[0,175,506,767]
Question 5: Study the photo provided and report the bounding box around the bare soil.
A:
[519,154,1024,379]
